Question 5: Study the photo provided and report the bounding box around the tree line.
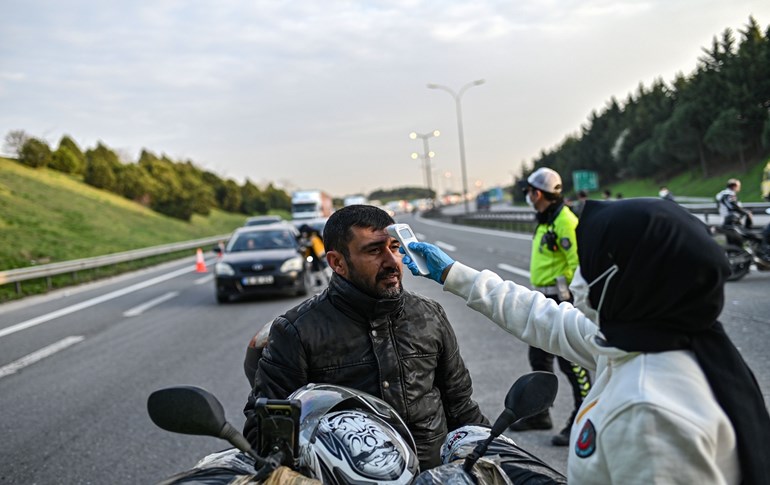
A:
[369,187,434,203]
[522,16,770,193]
[3,132,291,221]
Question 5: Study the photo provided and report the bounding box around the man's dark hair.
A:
[323,205,395,259]
[578,190,587,198]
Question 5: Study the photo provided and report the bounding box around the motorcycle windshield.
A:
[288,383,415,452]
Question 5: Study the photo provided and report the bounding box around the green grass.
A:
[590,158,769,201]
[0,157,248,270]
[0,157,278,301]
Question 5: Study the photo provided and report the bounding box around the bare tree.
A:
[3,130,30,157]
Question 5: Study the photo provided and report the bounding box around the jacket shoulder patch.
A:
[560,237,572,250]
[575,419,596,458]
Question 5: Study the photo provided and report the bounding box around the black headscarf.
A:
[576,198,770,484]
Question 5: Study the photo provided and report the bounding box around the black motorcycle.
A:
[710,219,770,281]
[148,372,566,484]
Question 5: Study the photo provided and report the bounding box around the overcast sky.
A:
[2,1,769,198]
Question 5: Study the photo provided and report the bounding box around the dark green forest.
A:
[523,16,770,192]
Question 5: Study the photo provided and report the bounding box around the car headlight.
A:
[215,262,235,276]
[280,256,304,273]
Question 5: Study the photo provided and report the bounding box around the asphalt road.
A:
[0,213,768,484]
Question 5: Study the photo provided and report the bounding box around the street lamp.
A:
[427,79,485,213]
[410,130,440,206]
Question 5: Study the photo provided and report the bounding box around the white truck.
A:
[291,190,333,220]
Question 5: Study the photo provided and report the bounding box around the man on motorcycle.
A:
[716,178,770,262]
[243,204,488,471]
[716,179,753,232]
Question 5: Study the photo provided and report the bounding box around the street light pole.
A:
[427,79,485,214]
[410,130,440,206]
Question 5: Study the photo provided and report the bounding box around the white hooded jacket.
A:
[444,262,739,485]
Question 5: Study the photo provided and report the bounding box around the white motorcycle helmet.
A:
[441,424,518,464]
[289,383,419,485]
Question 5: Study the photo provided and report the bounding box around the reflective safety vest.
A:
[529,204,579,288]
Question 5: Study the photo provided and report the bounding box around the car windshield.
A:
[292,203,317,212]
[228,230,297,252]
[245,216,282,226]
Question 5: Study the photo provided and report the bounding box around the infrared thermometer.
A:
[387,223,430,276]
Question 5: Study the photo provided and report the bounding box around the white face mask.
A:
[525,193,534,208]
[569,265,619,325]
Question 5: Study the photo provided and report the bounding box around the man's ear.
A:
[325,250,348,277]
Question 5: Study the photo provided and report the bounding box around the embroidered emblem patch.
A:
[560,237,572,250]
[575,419,596,458]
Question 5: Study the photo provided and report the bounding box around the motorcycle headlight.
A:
[215,262,235,276]
[280,256,304,273]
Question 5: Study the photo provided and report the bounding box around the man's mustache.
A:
[376,268,401,281]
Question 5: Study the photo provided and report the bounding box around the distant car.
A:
[213,223,310,303]
[244,215,284,226]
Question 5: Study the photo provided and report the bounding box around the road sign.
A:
[573,170,599,192]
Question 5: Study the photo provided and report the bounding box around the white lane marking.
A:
[0,336,84,379]
[435,241,457,252]
[0,257,198,317]
[0,265,195,340]
[123,291,179,317]
[194,274,214,285]
[497,263,531,279]
[415,214,532,241]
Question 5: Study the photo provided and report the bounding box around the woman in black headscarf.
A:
[402,198,770,484]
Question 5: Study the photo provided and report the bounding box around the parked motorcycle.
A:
[710,221,770,281]
[147,372,565,484]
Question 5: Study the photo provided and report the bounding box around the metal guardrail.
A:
[442,202,770,227]
[0,235,229,289]
[678,202,770,223]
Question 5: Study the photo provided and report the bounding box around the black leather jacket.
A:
[243,273,488,469]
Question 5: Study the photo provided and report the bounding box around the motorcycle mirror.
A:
[148,386,227,437]
[498,371,558,434]
[464,372,558,474]
[148,386,271,468]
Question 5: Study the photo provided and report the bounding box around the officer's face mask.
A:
[569,264,619,326]
[525,187,538,208]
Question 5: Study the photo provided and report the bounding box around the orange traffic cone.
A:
[195,248,207,273]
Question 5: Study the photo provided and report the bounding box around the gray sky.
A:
[2,1,769,198]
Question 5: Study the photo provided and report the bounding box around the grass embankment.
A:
[474,158,769,233]
[0,157,262,300]
[594,158,768,201]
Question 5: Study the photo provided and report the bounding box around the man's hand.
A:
[400,242,455,284]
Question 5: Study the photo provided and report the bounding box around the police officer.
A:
[510,167,591,446]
